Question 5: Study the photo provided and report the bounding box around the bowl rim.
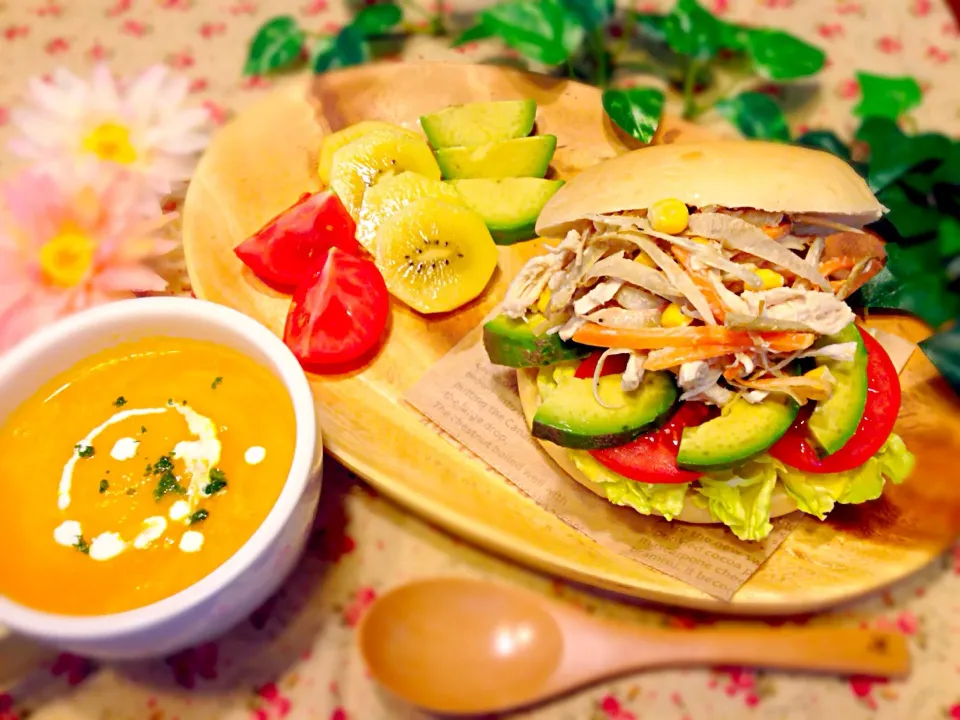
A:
[0,296,318,640]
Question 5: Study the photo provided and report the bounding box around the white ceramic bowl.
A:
[0,297,322,660]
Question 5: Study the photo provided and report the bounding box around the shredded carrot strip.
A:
[572,323,815,352]
[671,246,727,321]
[762,222,792,240]
[645,345,746,371]
[819,256,856,277]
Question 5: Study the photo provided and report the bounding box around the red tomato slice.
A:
[574,351,711,483]
[769,326,901,474]
[234,191,362,293]
[574,351,629,379]
[589,403,713,484]
[283,247,389,369]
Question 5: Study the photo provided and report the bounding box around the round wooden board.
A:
[183,61,960,614]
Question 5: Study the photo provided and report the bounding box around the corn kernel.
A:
[634,251,657,268]
[660,303,692,328]
[755,268,785,290]
[648,198,690,235]
[536,288,551,314]
[690,236,710,245]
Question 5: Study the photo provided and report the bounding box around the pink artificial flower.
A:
[0,166,177,353]
[8,64,210,209]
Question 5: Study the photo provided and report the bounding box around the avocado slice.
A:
[420,99,537,149]
[532,370,677,450]
[807,322,868,456]
[483,313,591,368]
[449,178,564,245]
[435,136,557,180]
[677,394,799,470]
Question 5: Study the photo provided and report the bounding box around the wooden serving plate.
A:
[183,61,960,614]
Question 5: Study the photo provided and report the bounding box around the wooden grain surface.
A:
[182,61,960,613]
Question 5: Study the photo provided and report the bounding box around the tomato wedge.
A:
[573,351,710,483]
[234,191,362,292]
[283,247,389,369]
[769,326,901,474]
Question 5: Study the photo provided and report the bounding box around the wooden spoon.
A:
[357,577,910,716]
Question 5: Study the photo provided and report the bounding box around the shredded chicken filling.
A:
[500,205,874,405]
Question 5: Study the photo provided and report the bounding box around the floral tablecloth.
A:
[3,1,960,719]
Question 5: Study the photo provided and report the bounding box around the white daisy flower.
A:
[8,63,210,211]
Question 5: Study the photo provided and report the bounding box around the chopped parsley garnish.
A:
[126,488,137,496]
[167,398,173,406]
[141,425,147,434]
[75,444,95,458]
[74,536,90,555]
[154,473,186,500]
[204,468,228,495]
[152,455,174,474]
[113,396,127,407]
[212,376,223,389]
[99,479,109,493]
[149,453,186,500]
[189,509,209,525]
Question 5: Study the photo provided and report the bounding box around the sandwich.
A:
[483,140,916,542]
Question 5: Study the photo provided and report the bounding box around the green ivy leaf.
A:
[561,0,614,32]
[866,129,951,195]
[938,216,960,258]
[857,241,960,329]
[481,0,585,66]
[855,115,901,148]
[312,26,369,73]
[602,87,665,144]
[718,21,749,51]
[902,171,935,195]
[932,140,960,186]
[714,91,789,141]
[663,0,723,61]
[244,15,305,76]
[353,2,403,35]
[744,29,825,80]
[632,12,667,43]
[919,324,960,394]
[452,21,495,46]
[793,130,850,160]
[854,72,923,121]
[876,183,941,238]
[312,35,338,72]
[334,24,369,65]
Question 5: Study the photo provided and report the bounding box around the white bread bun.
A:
[516,368,798,525]
[535,140,885,237]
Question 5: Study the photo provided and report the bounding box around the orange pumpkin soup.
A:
[0,337,297,616]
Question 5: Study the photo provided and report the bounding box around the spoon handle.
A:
[633,625,910,678]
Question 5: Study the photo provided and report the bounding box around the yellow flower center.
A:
[39,230,96,287]
[81,122,137,164]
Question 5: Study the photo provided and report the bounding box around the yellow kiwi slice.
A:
[329,129,441,220]
[375,197,498,314]
[356,171,465,251]
[317,121,420,186]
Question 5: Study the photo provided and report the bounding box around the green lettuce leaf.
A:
[778,433,914,520]
[570,451,690,520]
[695,459,778,541]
